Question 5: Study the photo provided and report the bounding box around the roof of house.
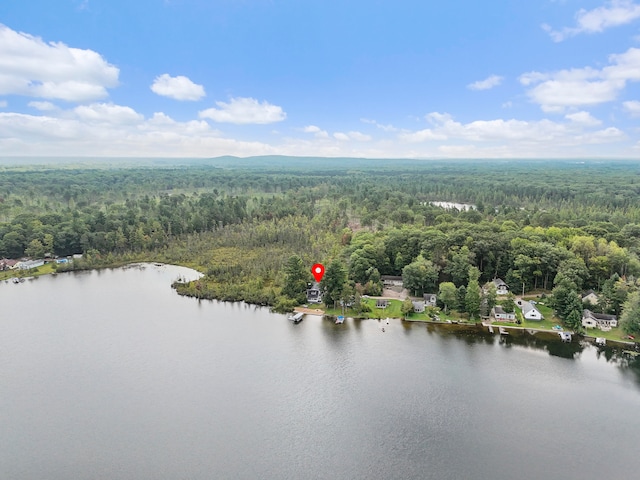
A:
[493,278,508,287]
[381,275,403,281]
[493,306,507,315]
[583,309,616,321]
[521,301,540,314]
[423,293,436,300]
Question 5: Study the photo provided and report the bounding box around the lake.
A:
[2,264,640,480]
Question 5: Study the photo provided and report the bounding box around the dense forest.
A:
[3,157,640,334]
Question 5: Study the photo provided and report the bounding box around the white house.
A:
[491,306,515,322]
[381,275,403,288]
[582,309,617,331]
[306,282,323,304]
[582,291,599,306]
[423,293,437,307]
[412,301,425,313]
[494,278,509,295]
[521,301,543,321]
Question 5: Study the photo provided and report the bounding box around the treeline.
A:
[3,158,640,332]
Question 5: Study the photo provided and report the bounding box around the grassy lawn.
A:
[324,298,472,322]
[0,262,57,281]
[582,327,633,343]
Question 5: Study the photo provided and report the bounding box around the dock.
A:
[289,312,304,323]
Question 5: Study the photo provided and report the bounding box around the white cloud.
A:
[0,24,119,101]
[565,111,602,126]
[333,131,372,141]
[333,132,350,141]
[0,109,276,157]
[467,75,504,91]
[360,118,398,132]
[28,101,57,111]
[302,125,329,138]
[623,100,640,115]
[397,111,622,149]
[347,131,372,142]
[74,103,144,124]
[520,47,640,112]
[543,0,640,42]
[0,100,6,108]
[199,97,286,124]
[150,74,205,101]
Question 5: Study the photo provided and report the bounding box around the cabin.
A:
[492,278,509,295]
[582,309,617,331]
[376,299,389,309]
[582,290,599,306]
[423,293,437,307]
[306,282,323,304]
[491,306,515,322]
[412,301,425,313]
[521,301,543,321]
[381,275,403,288]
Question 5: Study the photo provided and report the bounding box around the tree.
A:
[401,298,415,317]
[502,292,516,313]
[444,246,475,286]
[402,255,439,296]
[438,282,457,313]
[465,266,482,320]
[282,255,309,303]
[456,285,467,312]
[620,291,640,335]
[25,238,45,258]
[321,260,348,308]
[484,282,498,313]
[551,278,583,330]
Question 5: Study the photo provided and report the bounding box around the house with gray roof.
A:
[521,301,543,321]
[491,305,515,322]
[582,309,617,331]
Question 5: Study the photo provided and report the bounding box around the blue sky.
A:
[1,0,640,158]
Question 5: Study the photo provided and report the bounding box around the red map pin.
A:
[311,263,325,282]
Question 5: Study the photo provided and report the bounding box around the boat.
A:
[288,312,304,323]
[595,337,606,346]
[559,332,572,342]
[335,315,345,324]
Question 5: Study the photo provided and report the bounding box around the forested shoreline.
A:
[3,157,640,334]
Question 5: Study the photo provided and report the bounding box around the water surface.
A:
[1,264,639,480]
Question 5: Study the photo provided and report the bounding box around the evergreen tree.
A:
[465,266,482,320]
[620,291,640,335]
[282,255,309,303]
[321,260,348,308]
[438,282,457,313]
[456,285,467,312]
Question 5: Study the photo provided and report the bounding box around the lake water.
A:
[2,264,640,480]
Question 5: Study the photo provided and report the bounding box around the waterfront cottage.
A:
[381,276,403,288]
[582,291,599,306]
[485,278,509,295]
[491,306,515,322]
[423,293,437,307]
[582,309,617,331]
[306,282,323,304]
[412,301,425,313]
[17,259,45,270]
[521,301,543,321]
[376,299,389,309]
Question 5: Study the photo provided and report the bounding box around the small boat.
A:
[12,278,20,284]
[595,337,606,346]
[335,316,345,324]
[288,312,304,323]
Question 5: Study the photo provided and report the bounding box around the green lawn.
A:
[325,298,473,322]
[0,262,57,281]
